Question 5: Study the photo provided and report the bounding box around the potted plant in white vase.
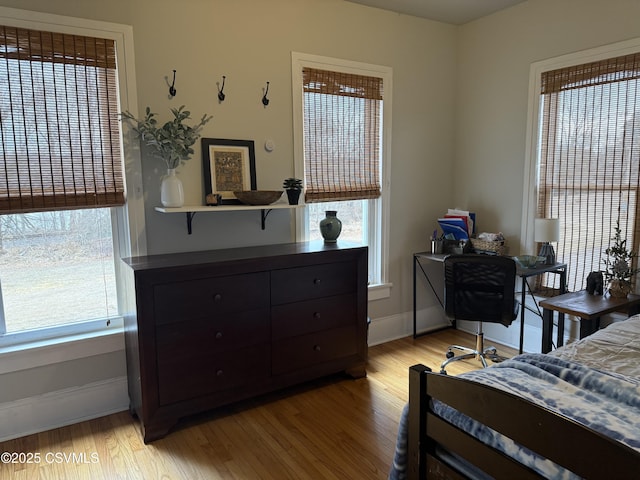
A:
[122,105,212,207]
[602,221,640,298]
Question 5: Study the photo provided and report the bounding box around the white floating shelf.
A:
[155,203,304,233]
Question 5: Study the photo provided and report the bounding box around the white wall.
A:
[0,0,457,438]
[455,0,640,250]
[453,0,640,347]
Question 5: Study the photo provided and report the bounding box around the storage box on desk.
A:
[443,239,465,254]
[470,238,506,255]
[442,239,476,255]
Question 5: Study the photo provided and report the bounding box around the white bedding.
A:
[549,314,640,379]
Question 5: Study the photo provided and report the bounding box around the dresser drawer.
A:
[272,325,357,375]
[156,309,270,355]
[271,262,356,305]
[157,344,270,405]
[271,294,357,341]
[154,272,269,325]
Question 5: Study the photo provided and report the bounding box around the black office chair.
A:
[440,254,519,374]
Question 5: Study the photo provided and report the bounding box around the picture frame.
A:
[202,138,257,204]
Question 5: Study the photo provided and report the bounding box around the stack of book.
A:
[437,209,475,240]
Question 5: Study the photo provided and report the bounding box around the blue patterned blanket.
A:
[389,353,640,480]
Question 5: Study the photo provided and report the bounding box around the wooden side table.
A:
[539,290,640,353]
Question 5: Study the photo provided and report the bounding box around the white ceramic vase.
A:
[608,279,631,298]
[161,168,184,207]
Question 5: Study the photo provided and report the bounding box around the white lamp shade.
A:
[534,218,560,243]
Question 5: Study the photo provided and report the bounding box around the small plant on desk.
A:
[603,221,640,298]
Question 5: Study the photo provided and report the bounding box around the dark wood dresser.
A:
[122,241,368,442]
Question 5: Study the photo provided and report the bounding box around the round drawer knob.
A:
[313,312,321,319]
[313,278,321,285]
[215,331,223,340]
[313,344,321,352]
[213,293,222,302]
[216,369,224,377]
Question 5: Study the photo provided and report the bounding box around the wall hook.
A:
[169,70,177,97]
[217,75,226,102]
[262,81,270,107]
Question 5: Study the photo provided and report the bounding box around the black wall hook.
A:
[262,81,270,107]
[169,70,177,97]
[217,75,226,102]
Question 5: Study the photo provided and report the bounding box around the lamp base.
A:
[538,242,556,265]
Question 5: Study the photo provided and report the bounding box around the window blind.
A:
[537,52,640,291]
[302,67,382,203]
[0,25,124,213]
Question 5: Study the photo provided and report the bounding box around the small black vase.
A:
[286,189,301,205]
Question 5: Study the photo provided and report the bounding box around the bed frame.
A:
[407,364,640,479]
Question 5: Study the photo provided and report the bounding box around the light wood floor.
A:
[0,329,517,480]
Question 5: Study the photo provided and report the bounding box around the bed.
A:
[389,315,640,479]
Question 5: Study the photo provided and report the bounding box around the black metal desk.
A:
[515,262,567,353]
[412,252,567,353]
[412,252,447,338]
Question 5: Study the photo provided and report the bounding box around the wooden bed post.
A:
[408,364,430,480]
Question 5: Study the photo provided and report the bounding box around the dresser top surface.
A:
[123,241,366,271]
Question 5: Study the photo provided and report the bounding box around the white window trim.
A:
[0,7,146,360]
[291,52,392,297]
[0,319,124,374]
[521,37,640,254]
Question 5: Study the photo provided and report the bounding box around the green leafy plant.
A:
[283,177,303,190]
[602,221,640,289]
[121,105,212,169]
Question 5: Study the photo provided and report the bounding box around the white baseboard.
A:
[0,376,129,442]
[368,307,449,346]
[368,305,582,354]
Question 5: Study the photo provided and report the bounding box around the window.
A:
[0,9,143,347]
[292,53,391,296]
[0,25,124,211]
[524,40,640,293]
[0,209,117,334]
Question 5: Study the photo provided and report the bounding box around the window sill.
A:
[0,319,124,375]
[368,282,392,301]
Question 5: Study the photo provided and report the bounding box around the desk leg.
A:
[413,255,417,339]
[541,308,554,354]
[556,312,565,349]
[579,317,597,339]
[519,277,526,354]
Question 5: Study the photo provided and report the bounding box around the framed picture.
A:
[202,138,257,204]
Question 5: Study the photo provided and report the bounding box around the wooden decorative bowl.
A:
[233,190,283,205]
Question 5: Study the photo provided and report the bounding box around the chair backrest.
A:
[444,254,518,327]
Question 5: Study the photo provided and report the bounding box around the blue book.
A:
[438,217,469,240]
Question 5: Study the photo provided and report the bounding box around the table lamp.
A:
[534,218,560,265]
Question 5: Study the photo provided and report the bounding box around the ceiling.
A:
[344,0,527,25]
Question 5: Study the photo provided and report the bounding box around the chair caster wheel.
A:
[440,369,447,375]
[446,351,454,359]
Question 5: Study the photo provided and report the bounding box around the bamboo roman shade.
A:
[302,67,382,203]
[0,25,125,213]
[537,52,640,291]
